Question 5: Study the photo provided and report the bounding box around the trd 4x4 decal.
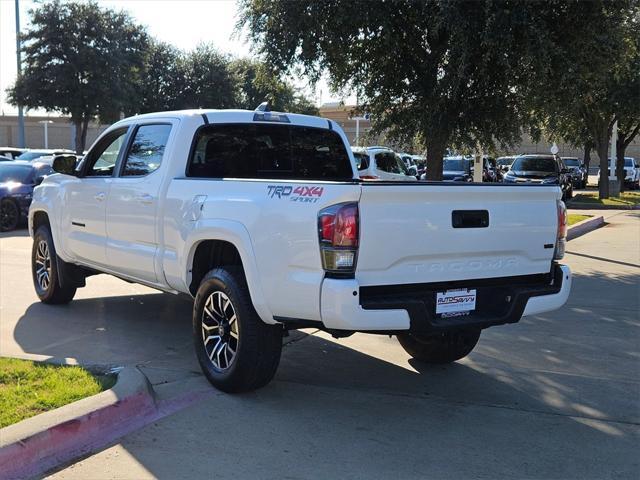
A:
[267,185,324,203]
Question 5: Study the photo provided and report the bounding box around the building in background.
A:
[0,115,108,151]
[319,103,640,160]
[2,110,638,161]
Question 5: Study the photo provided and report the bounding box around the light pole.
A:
[15,0,26,148]
[39,120,53,149]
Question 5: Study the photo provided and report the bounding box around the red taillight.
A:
[555,200,567,259]
[318,203,359,273]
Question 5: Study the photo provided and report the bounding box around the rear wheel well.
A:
[189,240,243,295]
[32,211,50,233]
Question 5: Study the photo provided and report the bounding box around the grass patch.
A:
[567,214,591,226]
[0,358,115,428]
[570,190,640,207]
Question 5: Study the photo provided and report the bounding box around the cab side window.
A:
[84,129,128,177]
[121,124,172,176]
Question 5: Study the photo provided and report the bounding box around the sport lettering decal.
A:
[267,185,324,203]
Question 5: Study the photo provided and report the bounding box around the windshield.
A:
[443,158,470,171]
[0,164,33,183]
[496,157,514,166]
[625,158,634,167]
[563,158,580,167]
[511,157,557,172]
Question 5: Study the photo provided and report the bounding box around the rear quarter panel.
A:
[163,179,360,322]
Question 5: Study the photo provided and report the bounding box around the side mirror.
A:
[52,155,78,176]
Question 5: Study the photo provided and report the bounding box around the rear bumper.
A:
[320,264,571,333]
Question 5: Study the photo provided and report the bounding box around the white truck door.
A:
[63,128,129,266]
[105,123,173,283]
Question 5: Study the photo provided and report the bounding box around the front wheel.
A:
[396,330,480,364]
[0,198,20,232]
[31,225,77,304]
[193,267,282,393]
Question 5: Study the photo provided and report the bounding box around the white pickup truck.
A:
[29,107,572,392]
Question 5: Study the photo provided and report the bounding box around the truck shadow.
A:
[12,270,640,478]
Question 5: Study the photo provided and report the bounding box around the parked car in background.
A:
[15,149,75,162]
[0,160,54,231]
[503,154,573,200]
[352,146,417,181]
[421,156,473,182]
[587,166,600,187]
[598,158,640,189]
[483,156,502,182]
[561,157,587,189]
[497,155,516,173]
[0,147,27,159]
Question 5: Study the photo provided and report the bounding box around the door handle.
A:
[94,192,106,202]
[136,194,154,205]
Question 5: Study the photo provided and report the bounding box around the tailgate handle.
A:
[452,210,489,228]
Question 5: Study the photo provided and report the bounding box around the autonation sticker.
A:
[436,288,477,314]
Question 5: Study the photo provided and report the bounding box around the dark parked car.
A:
[561,157,587,189]
[15,149,74,162]
[503,154,573,200]
[0,161,54,231]
[420,156,473,182]
[496,155,516,173]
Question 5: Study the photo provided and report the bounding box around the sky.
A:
[0,0,350,116]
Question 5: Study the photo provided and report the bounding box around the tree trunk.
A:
[616,143,626,193]
[80,117,90,153]
[425,137,446,181]
[596,133,610,199]
[583,142,592,171]
[73,120,83,154]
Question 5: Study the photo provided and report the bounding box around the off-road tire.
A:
[193,267,282,393]
[396,330,481,364]
[32,225,77,304]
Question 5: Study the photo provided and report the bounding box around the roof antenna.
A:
[255,101,270,112]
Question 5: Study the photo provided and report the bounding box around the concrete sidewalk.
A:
[43,211,640,479]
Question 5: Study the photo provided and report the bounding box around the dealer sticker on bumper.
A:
[436,288,477,314]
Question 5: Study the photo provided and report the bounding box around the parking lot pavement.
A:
[1,212,638,479]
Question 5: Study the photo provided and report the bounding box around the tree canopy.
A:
[240,0,533,179]
[7,0,149,152]
[522,0,639,198]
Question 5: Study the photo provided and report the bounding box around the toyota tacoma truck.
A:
[29,106,572,392]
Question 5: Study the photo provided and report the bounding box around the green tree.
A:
[240,0,531,180]
[230,59,318,114]
[7,0,148,153]
[176,44,238,109]
[522,0,638,198]
[135,41,185,114]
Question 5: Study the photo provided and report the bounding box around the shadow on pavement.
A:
[11,263,638,478]
[50,330,639,479]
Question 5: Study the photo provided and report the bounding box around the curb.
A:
[0,366,156,480]
[567,202,640,210]
[567,215,604,241]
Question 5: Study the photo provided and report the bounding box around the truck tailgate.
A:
[357,184,561,286]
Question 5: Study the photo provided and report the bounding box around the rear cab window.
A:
[187,123,354,181]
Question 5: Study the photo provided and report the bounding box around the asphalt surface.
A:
[0,209,638,479]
